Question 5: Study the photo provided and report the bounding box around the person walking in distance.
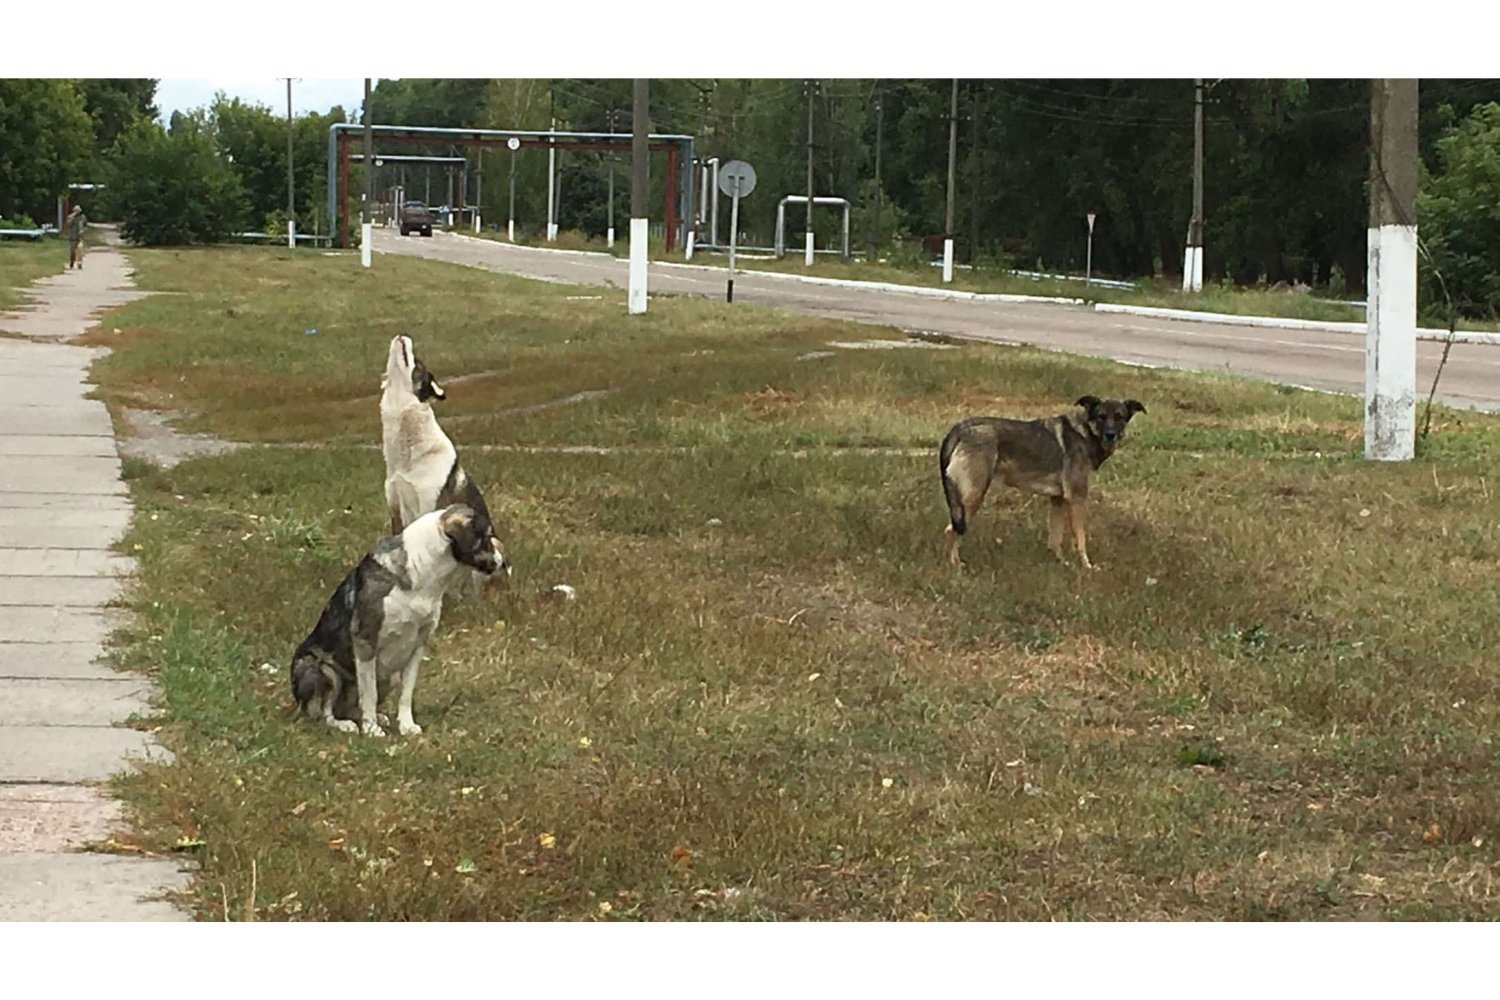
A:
[66,204,87,270]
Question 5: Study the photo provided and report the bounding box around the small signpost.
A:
[718,160,757,303]
[1085,211,1097,288]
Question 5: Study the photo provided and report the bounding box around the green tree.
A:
[108,117,249,245]
[1418,102,1500,319]
[0,79,95,222]
[80,79,158,165]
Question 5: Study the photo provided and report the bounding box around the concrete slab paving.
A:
[0,507,132,530]
[0,678,152,727]
[0,492,131,512]
[0,576,126,606]
[0,435,120,458]
[0,456,128,495]
[0,404,115,437]
[0,726,171,783]
[0,784,124,852]
[0,607,116,645]
[0,853,189,921]
[0,235,185,920]
[0,549,134,577]
[0,642,126,680]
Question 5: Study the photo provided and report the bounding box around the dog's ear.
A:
[438,504,475,538]
[1075,395,1101,415]
[1124,399,1146,418]
[427,376,446,401]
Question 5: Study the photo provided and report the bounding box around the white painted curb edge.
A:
[436,230,1085,306]
[1095,302,1500,346]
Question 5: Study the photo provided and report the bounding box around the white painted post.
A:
[1365,79,1419,462]
[1365,225,1417,460]
[607,226,615,248]
[629,218,649,314]
[546,118,557,242]
[361,221,372,268]
[287,218,296,249]
[726,175,742,302]
[686,230,695,260]
[805,231,815,267]
[942,238,955,283]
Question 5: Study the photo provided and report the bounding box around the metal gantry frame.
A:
[326,123,695,251]
[773,196,852,259]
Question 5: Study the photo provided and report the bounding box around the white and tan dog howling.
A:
[381,334,509,589]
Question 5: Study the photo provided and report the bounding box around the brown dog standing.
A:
[939,395,1145,569]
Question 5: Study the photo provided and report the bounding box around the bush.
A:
[0,215,38,230]
[107,118,249,246]
[1418,102,1500,320]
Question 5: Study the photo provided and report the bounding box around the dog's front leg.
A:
[396,629,432,736]
[355,651,386,737]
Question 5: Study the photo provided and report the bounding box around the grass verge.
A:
[0,238,63,310]
[95,244,1500,920]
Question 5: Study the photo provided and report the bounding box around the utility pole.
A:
[804,79,815,266]
[969,81,982,265]
[1366,78,1419,462]
[508,138,518,243]
[285,78,295,248]
[473,152,482,233]
[547,86,557,241]
[872,83,883,257]
[1183,78,1205,292]
[606,108,616,249]
[361,77,373,268]
[943,78,958,283]
[628,79,650,315]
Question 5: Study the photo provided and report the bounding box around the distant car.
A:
[399,201,434,237]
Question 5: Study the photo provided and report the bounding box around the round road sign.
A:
[718,160,757,198]
[507,137,521,151]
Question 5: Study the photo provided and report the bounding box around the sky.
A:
[154,79,367,122]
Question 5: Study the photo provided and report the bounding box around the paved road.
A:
[375,229,1500,412]
[0,232,188,920]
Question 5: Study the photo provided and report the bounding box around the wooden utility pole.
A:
[628,79,650,315]
[804,79,816,266]
[1183,78,1204,292]
[361,77,373,268]
[872,84,884,256]
[943,78,958,283]
[606,108,616,249]
[1365,78,1420,462]
[285,78,295,248]
[969,81,982,265]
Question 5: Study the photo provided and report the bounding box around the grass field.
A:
[91,245,1500,920]
[0,238,62,310]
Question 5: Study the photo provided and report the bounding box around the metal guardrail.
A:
[0,226,57,240]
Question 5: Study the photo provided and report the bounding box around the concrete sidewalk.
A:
[0,232,189,920]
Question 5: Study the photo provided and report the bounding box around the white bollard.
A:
[361,222,372,268]
[942,238,955,283]
[804,232,814,266]
[287,219,296,249]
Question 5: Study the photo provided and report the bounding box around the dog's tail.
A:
[938,424,967,536]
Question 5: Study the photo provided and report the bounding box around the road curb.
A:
[437,231,1086,306]
[1094,302,1500,346]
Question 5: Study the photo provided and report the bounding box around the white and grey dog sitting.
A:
[290,504,503,737]
[380,334,507,590]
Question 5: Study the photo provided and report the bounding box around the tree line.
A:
[4,78,1498,318]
